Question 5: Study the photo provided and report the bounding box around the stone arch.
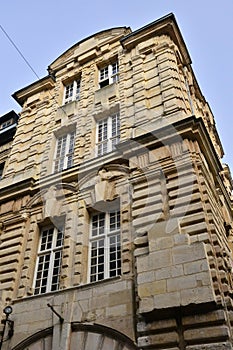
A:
[25,182,78,210]
[71,323,138,350]
[11,323,138,350]
[11,327,53,350]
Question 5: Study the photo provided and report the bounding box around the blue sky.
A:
[1,0,232,171]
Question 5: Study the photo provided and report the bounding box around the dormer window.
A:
[0,118,13,130]
[99,62,119,88]
[0,163,4,179]
[63,79,81,105]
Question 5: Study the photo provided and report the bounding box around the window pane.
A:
[96,114,120,156]
[64,82,74,104]
[109,233,121,277]
[54,132,75,172]
[90,210,121,282]
[92,213,105,236]
[75,80,81,100]
[98,119,108,142]
[109,211,120,231]
[90,239,105,282]
[112,62,118,75]
[40,228,53,251]
[51,250,62,291]
[111,114,120,137]
[67,131,75,169]
[34,227,63,295]
[34,253,51,295]
[54,135,67,172]
[111,62,119,83]
[56,228,64,247]
[99,66,109,81]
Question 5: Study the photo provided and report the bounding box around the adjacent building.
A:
[0,13,233,350]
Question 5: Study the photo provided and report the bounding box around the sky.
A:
[0,0,232,172]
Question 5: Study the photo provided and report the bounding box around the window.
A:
[96,113,120,156]
[34,226,64,295]
[0,119,13,130]
[89,210,121,282]
[63,80,81,104]
[99,62,119,88]
[54,131,75,172]
[0,163,4,179]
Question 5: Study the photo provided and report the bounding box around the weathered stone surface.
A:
[0,13,232,350]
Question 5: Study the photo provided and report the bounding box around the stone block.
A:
[138,280,166,297]
[173,233,190,246]
[137,249,172,273]
[180,286,214,305]
[153,291,181,309]
[184,325,230,343]
[137,271,155,284]
[183,309,226,327]
[139,297,154,313]
[184,260,209,275]
[172,243,206,265]
[138,331,178,347]
[151,236,174,251]
[167,275,197,293]
[106,304,127,318]
[186,344,233,350]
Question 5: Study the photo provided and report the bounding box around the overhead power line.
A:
[0,23,40,79]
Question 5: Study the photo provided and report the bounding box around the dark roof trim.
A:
[12,75,55,106]
[121,13,175,43]
[0,110,19,122]
[121,12,192,64]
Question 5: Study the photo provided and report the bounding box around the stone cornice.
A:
[12,75,55,107]
[48,27,131,74]
[0,177,36,204]
[117,116,223,176]
[121,13,191,65]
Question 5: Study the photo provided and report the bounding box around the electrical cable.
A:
[0,23,40,80]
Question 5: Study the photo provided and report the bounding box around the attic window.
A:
[0,163,5,179]
[63,79,81,105]
[99,62,119,88]
[0,118,13,130]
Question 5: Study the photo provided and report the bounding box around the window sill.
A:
[94,83,118,105]
[56,100,79,119]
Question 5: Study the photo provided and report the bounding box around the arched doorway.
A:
[12,323,138,350]
[71,323,138,350]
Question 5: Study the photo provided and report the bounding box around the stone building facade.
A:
[0,13,233,350]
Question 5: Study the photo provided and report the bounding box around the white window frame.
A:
[53,131,75,172]
[63,79,81,105]
[89,210,121,283]
[99,62,119,88]
[96,113,120,156]
[33,226,64,295]
[0,118,13,130]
